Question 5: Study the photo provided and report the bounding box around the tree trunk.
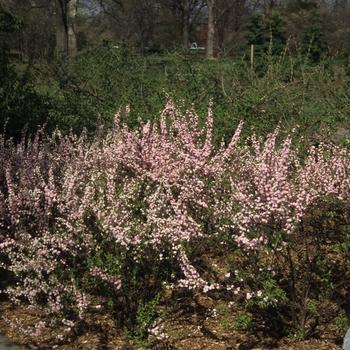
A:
[183,0,190,48]
[206,0,215,59]
[263,0,274,18]
[56,0,77,54]
[56,0,68,53]
[68,0,77,54]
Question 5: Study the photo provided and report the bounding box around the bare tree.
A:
[88,0,160,52]
[2,0,78,55]
[182,0,190,46]
[214,0,248,54]
[131,0,162,55]
[205,0,214,58]
[172,0,206,48]
[55,0,78,54]
[169,0,207,48]
[204,0,251,58]
[68,0,78,53]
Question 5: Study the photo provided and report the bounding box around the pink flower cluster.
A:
[212,127,350,251]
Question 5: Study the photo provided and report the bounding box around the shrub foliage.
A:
[0,100,349,344]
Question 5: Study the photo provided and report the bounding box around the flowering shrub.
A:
[0,99,349,342]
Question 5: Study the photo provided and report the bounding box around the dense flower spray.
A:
[0,99,349,338]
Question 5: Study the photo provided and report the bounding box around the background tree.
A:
[2,0,348,59]
[242,12,265,57]
[321,6,350,58]
[0,0,54,59]
[84,0,165,54]
[0,0,21,31]
[167,0,207,48]
[0,0,22,87]
[1,0,77,57]
[0,1,52,141]
[264,10,286,55]
[55,0,78,54]
[205,0,252,58]
[301,9,327,63]
[205,0,215,58]
[129,0,161,55]
[181,0,190,47]
[91,0,207,52]
[214,0,249,55]
[242,11,286,58]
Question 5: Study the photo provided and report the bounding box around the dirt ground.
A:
[0,291,344,350]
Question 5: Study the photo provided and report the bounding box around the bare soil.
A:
[0,208,347,350]
[0,291,344,350]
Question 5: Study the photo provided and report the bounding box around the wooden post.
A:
[250,44,254,70]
